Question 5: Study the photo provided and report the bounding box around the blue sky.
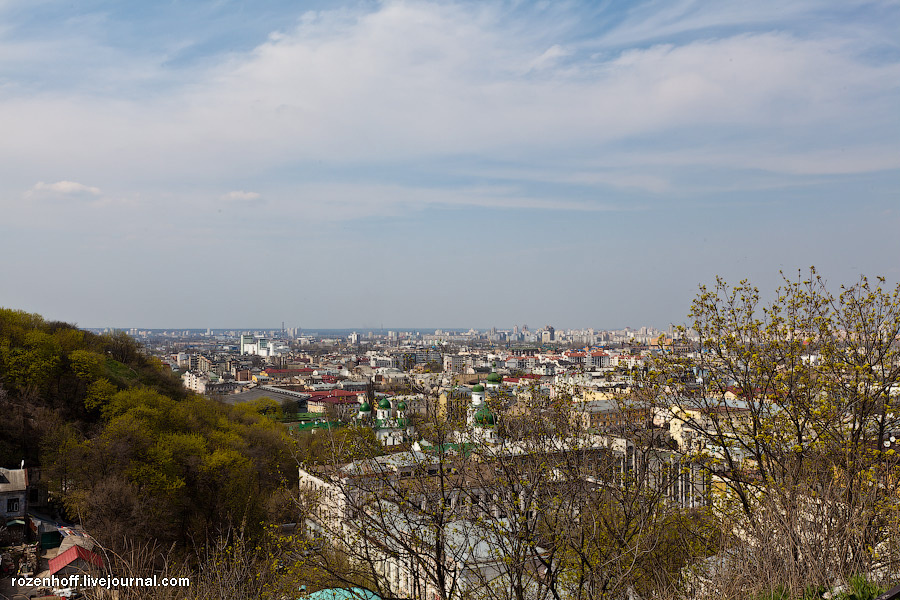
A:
[1,0,898,330]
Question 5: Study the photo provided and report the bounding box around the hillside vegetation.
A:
[0,308,296,549]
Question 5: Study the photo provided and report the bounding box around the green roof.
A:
[487,371,502,383]
[472,384,485,392]
[378,398,392,409]
[475,406,495,425]
[397,401,407,411]
[292,421,337,431]
[359,402,371,412]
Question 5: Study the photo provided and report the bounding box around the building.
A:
[0,467,28,543]
[240,334,280,357]
[356,397,414,446]
[572,399,651,432]
[48,544,104,576]
[306,390,366,416]
[463,384,500,445]
[443,354,468,374]
[298,451,546,600]
[1,467,27,519]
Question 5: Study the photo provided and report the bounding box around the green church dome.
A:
[472,384,485,392]
[475,407,495,425]
[359,402,372,413]
[397,401,407,411]
[378,398,392,409]
[487,371,502,383]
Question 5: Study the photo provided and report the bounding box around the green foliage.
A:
[279,397,299,416]
[69,349,105,381]
[755,577,882,600]
[295,425,382,465]
[756,586,791,600]
[0,307,296,551]
[58,386,297,547]
[84,378,116,411]
[236,396,283,418]
[3,330,62,390]
[842,575,882,600]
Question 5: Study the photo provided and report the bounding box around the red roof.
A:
[48,545,104,575]
[306,390,364,404]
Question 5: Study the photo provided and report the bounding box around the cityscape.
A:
[4,287,900,600]
[1,0,900,599]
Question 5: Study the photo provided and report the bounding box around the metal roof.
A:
[306,588,381,600]
[0,467,27,493]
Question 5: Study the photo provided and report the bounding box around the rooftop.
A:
[0,467,27,493]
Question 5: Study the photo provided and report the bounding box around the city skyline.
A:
[1,0,898,329]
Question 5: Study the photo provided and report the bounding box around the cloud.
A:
[527,44,571,71]
[220,190,261,201]
[0,0,897,218]
[27,180,101,197]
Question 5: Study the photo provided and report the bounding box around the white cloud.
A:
[253,182,627,222]
[527,44,571,71]
[0,0,896,216]
[220,190,261,201]
[28,180,101,196]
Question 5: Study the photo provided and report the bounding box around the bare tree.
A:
[655,270,900,597]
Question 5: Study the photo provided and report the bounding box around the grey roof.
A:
[576,399,620,412]
[365,501,540,566]
[58,534,96,553]
[0,468,27,493]
[341,451,436,476]
[223,387,308,405]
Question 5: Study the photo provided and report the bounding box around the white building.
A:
[239,334,280,357]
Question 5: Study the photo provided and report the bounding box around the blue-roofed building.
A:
[305,587,381,600]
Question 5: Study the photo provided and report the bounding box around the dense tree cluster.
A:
[0,308,296,551]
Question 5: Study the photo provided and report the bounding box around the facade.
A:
[0,467,28,544]
[298,452,546,600]
[443,354,468,374]
[572,398,651,432]
[306,391,366,415]
[240,334,280,357]
[0,467,27,521]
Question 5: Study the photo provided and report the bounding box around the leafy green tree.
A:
[55,386,297,548]
[69,349,105,381]
[4,330,62,391]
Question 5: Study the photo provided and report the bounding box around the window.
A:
[7,498,20,513]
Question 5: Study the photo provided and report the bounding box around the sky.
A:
[0,0,898,330]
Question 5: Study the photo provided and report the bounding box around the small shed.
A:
[48,545,104,576]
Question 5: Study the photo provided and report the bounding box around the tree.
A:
[654,269,900,597]
[54,387,297,549]
[294,384,716,600]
